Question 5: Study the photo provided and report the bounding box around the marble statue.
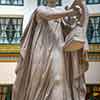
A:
[12,0,89,100]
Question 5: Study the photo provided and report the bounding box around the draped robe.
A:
[12,3,89,100]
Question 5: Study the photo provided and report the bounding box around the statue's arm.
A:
[70,0,85,26]
[37,6,77,20]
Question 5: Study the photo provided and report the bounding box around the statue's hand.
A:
[73,5,82,16]
[65,5,68,10]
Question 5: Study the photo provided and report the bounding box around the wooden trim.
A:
[0,60,17,62]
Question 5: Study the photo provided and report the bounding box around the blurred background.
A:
[0,0,100,99]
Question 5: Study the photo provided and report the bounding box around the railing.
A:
[0,17,23,44]
[37,0,61,6]
[87,16,100,44]
[0,0,24,6]
[87,16,100,61]
[86,0,100,4]
[0,17,23,62]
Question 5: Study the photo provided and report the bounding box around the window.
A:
[0,0,24,6]
[86,0,100,4]
[0,17,23,44]
[87,16,100,44]
[37,0,62,6]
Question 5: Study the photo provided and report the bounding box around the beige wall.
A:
[0,62,100,84]
[0,63,16,84]
[86,62,100,84]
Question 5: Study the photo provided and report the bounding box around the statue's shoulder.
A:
[37,5,47,11]
[31,6,46,16]
[55,6,66,12]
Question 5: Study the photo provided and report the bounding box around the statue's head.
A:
[47,0,57,4]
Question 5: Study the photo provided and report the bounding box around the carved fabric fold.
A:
[12,5,89,100]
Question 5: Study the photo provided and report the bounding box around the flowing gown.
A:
[12,4,89,100]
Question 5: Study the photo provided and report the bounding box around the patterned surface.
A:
[0,17,23,44]
[86,0,100,4]
[88,52,100,62]
[87,16,100,44]
[87,16,100,61]
[0,85,12,100]
[0,0,24,6]
[0,17,22,62]
[37,0,61,6]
